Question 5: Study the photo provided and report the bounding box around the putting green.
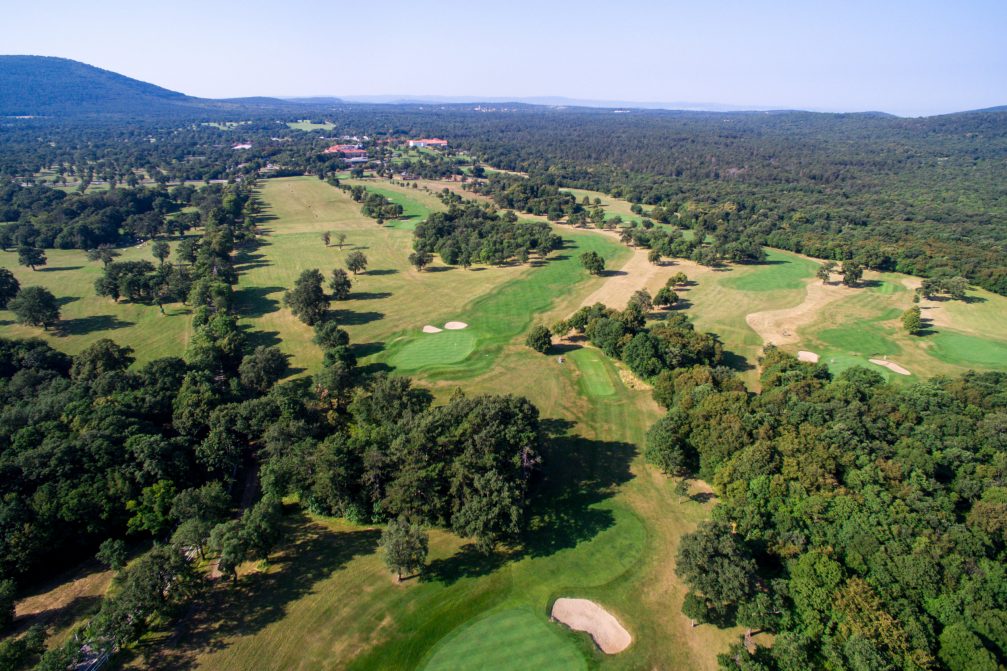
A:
[721,249,818,292]
[927,332,1007,369]
[422,607,586,671]
[568,348,616,397]
[390,330,477,370]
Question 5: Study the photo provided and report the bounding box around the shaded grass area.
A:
[422,607,586,671]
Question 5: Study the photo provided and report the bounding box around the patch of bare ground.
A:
[745,279,854,346]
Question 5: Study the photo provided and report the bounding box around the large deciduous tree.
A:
[284,269,329,325]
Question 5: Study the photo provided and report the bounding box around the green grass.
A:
[342,180,443,231]
[421,607,586,671]
[287,120,336,131]
[721,250,819,292]
[568,348,616,397]
[377,231,628,379]
[927,331,1007,368]
[0,242,194,364]
[390,330,477,370]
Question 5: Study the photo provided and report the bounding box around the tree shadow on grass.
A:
[137,515,380,671]
[351,291,392,301]
[57,314,133,336]
[601,269,628,277]
[423,420,636,585]
[38,266,84,272]
[351,341,385,358]
[56,296,80,307]
[233,286,284,319]
[331,309,384,326]
[242,327,282,350]
[364,268,397,276]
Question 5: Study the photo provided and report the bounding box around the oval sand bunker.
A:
[551,598,631,654]
[443,321,468,330]
[870,358,911,376]
[797,350,820,363]
[422,325,443,334]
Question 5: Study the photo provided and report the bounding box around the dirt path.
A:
[745,279,853,346]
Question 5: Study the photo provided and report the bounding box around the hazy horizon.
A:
[5,0,1006,117]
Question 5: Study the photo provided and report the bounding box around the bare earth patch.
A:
[797,351,820,363]
[443,321,468,330]
[745,279,852,346]
[870,358,912,376]
[551,597,632,654]
[422,325,443,334]
[580,239,713,309]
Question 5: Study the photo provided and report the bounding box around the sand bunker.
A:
[443,321,468,330]
[551,598,632,654]
[797,351,820,363]
[422,325,443,334]
[870,358,911,376]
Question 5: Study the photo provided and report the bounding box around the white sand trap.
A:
[797,351,820,363]
[551,598,632,654]
[422,325,442,334]
[870,358,911,376]
[443,321,468,330]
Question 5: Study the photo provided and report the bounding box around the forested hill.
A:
[0,56,303,117]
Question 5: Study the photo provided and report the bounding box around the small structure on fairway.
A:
[551,598,632,654]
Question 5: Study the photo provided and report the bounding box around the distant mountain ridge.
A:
[1,56,1003,118]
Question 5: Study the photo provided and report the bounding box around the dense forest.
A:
[645,349,1007,670]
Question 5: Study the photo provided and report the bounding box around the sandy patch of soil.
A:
[870,358,911,375]
[551,598,632,654]
[422,325,443,334]
[745,280,852,346]
[797,351,820,363]
[443,321,468,330]
[579,239,712,310]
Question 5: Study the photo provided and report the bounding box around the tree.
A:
[841,260,863,287]
[209,520,246,583]
[16,246,46,271]
[817,260,836,283]
[335,232,347,249]
[645,409,695,475]
[239,346,289,392]
[176,238,198,265]
[0,578,14,631]
[682,591,711,628]
[654,287,678,309]
[346,251,368,275]
[380,517,429,581]
[676,520,756,613]
[0,268,19,309]
[241,496,284,562]
[86,245,121,268]
[408,250,433,272]
[329,268,352,300]
[96,538,127,571]
[902,305,923,335]
[322,231,331,247]
[126,480,177,537]
[580,251,605,275]
[629,289,653,312]
[669,272,689,287]
[648,248,663,265]
[152,240,171,266]
[9,286,60,329]
[70,339,135,381]
[284,269,329,325]
[939,622,998,671]
[314,320,350,349]
[525,325,552,353]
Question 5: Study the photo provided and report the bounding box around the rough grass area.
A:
[422,607,586,671]
[721,250,819,292]
[0,242,194,364]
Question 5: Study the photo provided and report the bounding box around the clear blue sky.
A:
[5,0,1005,116]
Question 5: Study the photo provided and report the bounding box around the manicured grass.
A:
[390,330,477,370]
[721,250,819,292]
[287,120,336,131]
[377,231,628,379]
[927,331,1007,368]
[0,243,194,364]
[568,348,616,397]
[422,606,586,671]
[342,179,444,231]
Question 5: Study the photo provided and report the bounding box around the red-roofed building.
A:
[408,138,448,148]
[323,144,368,158]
